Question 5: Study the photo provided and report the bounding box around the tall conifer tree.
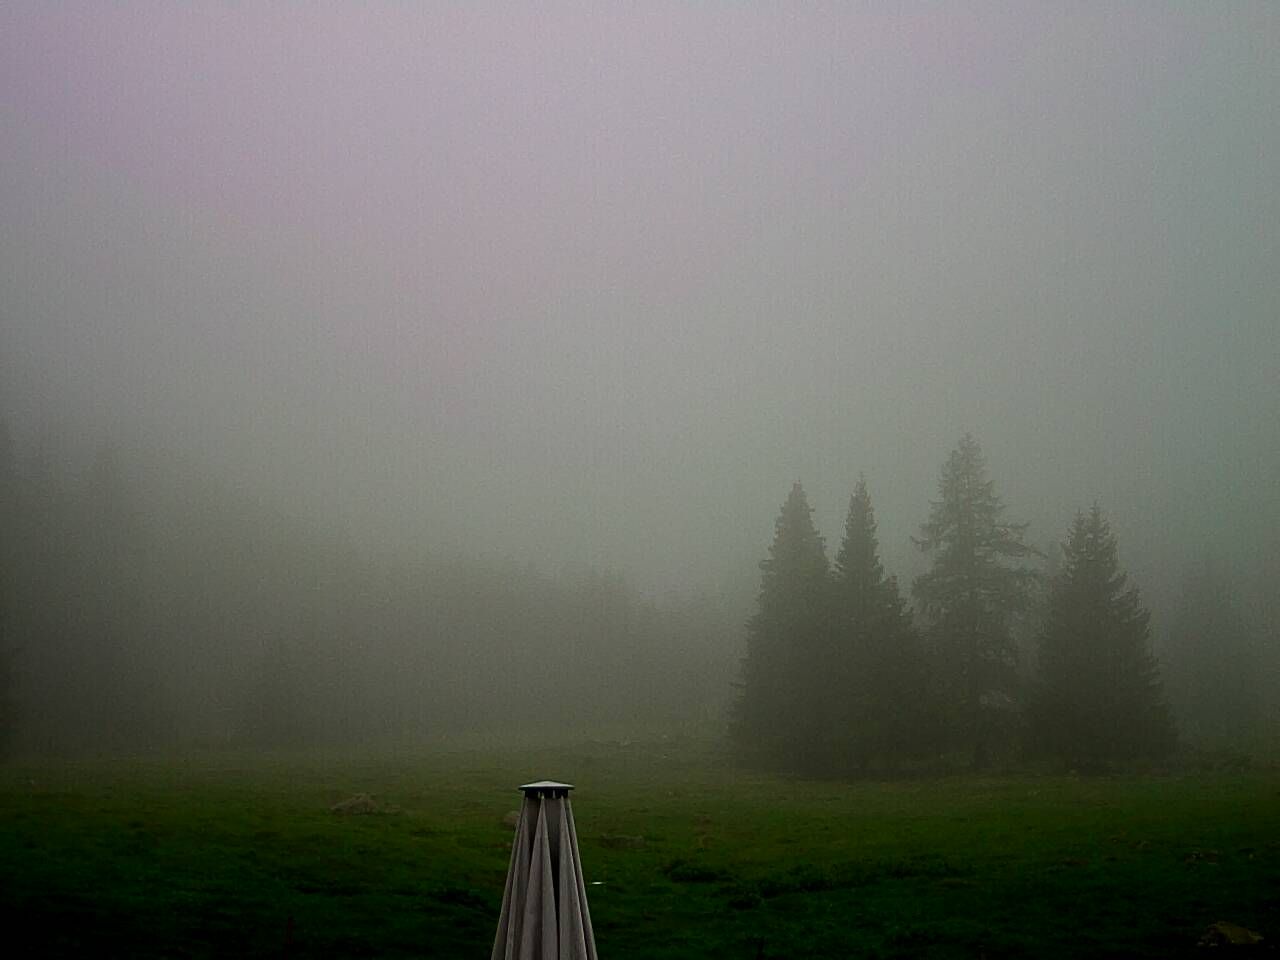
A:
[0,420,15,756]
[1031,505,1173,764]
[832,477,928,770]
[732,481,829,768]
[914,434,1034,768]
[1162,562,1257,747]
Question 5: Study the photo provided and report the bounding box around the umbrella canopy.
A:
[491,781,599,960]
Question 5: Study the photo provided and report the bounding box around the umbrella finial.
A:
[518,780,573,798]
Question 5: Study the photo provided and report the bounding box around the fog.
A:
[1,4,1276,753]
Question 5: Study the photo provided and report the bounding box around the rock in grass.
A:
[331,793,380,815]
[1199,922,1263,947]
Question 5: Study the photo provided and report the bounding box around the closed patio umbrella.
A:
[491,781,598,960]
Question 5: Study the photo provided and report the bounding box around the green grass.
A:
[2,739,1277,958]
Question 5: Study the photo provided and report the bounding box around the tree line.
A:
[731,434,1264,774]
[0,422,737,756]
[0,419,1270,763]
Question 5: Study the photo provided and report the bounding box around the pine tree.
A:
[732,482,829,769]
[1163,562,1260,748]
[913,434,1035,768]
[0,419,16,757]
[831,477,929,771]
[1032,505,1173,765]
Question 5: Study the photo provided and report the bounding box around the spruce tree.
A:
[913,434,1034,768]
[1163,562,1259,748]
[1032,505,1173,765]
[0,420,15,757]
[832,477,928,771]
[732,481,829,769]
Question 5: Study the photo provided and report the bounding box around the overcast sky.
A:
[2,2,1276,600]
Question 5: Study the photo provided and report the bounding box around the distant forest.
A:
[0,422,1273,767]
[0,420,737,755]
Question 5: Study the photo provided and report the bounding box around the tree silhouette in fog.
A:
[830,477,932,772]
[1031,505,1173,765]
[0,420,16,756]
[914,434,1035,769]
[1163,561,1260,748]
[732,481,830,770]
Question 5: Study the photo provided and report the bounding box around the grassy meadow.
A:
[1,738,1277,958]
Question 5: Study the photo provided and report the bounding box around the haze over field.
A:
[0,4,1277,751]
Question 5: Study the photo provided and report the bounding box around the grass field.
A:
[2,738,1277,958]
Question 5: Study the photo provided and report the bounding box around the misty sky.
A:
[2,3,1276,600]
